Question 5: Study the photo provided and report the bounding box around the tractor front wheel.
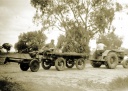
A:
[122,59,128,68]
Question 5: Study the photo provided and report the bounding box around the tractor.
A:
[90,49,128,69]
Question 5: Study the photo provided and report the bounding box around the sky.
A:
[0,0,128,52]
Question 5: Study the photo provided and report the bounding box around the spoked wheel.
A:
[55,57,66,71]
[105,52,118,69]
[76,58,85,70]
[29,59,40,72]
[41,59,51,70]
[122,59,128,68]
[66,59,74,68]
[20,62,29,71]
[90,61,102,68]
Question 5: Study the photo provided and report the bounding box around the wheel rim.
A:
[76,59,85,70]
[42,60,51,68]
[58,60,64,68]
[30,60,40,72]
[55,58,65,71]
[110,57,114,64]
[66,59,74,68]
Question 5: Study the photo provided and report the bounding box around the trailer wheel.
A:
[41,59,51,70]
[55,57,66,71]
[29,59,40,72]
[76,58,85,70]
[122,59,128,68]
[105,52,118,69]
[20,63,29,71]
[91,61,102,68]
[66,59,74,68]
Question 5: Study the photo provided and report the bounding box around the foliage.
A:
[56,34,66,49]
[97,31,123,49]
[57,29,90,53]
[31,0,123,53]
[14,40,28,53]
[15,30,47,53]
[2,43,12,53]
[77,76,128,91]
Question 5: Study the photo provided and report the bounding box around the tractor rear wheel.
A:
[29,59,40,72]
[55,57,66,71]
[91,61,102,68]
[105,52,118,69]
[20,63,29,71]
[122,59,128,68]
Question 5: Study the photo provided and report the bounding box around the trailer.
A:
[4,56,40,72]
[4,49,88,72]
[40,51,88,71]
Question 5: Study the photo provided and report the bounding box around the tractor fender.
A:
[102,50,116,59]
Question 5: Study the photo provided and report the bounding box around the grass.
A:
[107,76,128,91]
[0,76,24,91]
[77,76,128,91]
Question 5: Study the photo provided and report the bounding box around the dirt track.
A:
[0,60,128,91]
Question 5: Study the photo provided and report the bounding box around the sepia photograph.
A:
[0,0,128,91]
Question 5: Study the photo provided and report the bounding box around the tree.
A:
[14,40,28,53]
[97,31,123,49]
[15,30,47,53]
[56,34,66,49]
[31,0,122,53]
[2,43,12,53]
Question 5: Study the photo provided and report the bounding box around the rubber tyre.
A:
[122,59,128,68]
[104,61,109,69]
[55,57,66,71]
[66,59,74,68]
[105,52,118,69]
[20,63,29,71]
[76,58,85,70]
[29,59,40,72]
[90,61,102,68]
[41,59,51,70]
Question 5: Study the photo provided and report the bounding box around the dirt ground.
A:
[0,54,128,91]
